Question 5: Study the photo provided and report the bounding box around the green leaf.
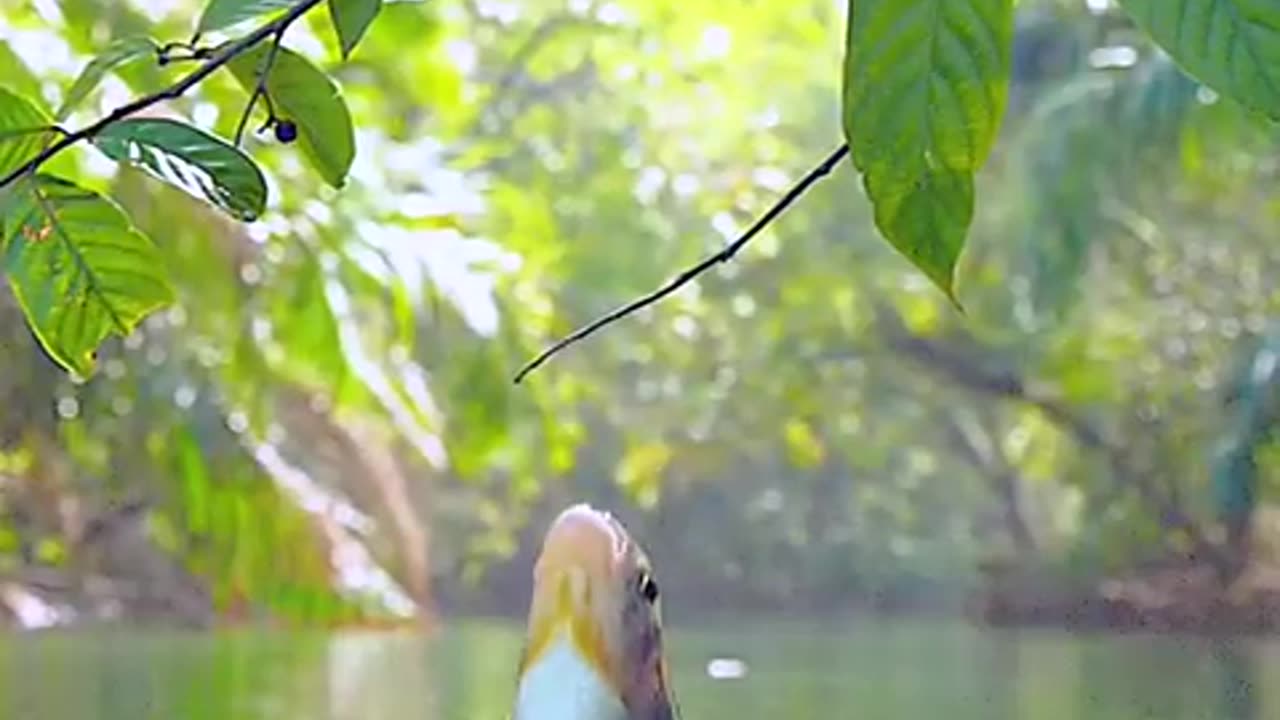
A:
[56,37,158,121]
[92,118,268,221]
[197,0,296,34]
[1117,0,1280,121]
[328,0,382,59]
[270,257,350,395]
[615,441,672,509]
[228,45,355,189]
[2,175,175,376]
[0,87,54,181]
[0,43,48,106]
[868,166,974,295]
[842,0,1014,300]
[783,418,826,469]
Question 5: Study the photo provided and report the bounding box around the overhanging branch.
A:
[876,307,1219,561]
[513,143,850,383]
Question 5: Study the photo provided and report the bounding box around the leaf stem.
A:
[233,25,289,145]
[512,143,850,384]
[0,0,325,191]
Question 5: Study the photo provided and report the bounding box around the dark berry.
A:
[274,119,298,144]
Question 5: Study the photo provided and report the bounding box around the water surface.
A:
[1,618,1275,718]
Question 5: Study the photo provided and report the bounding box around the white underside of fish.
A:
[513,631,627,720]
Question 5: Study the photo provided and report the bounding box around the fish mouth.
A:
[519,504,629,694]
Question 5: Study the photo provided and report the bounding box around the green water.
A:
[0,618,1275,718]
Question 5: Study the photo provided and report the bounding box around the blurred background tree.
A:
[1,0,1279,631]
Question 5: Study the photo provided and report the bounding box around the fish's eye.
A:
[636,571,659,604]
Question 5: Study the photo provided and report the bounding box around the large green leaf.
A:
[866,166,974,296]
[56,37,158,121]
[228,45,355,189]
[842,0,1015,300]
[2,175,175,376]
[328,0,382,59]
[1118,0,1280,121]
[0,87,54,182]
[92,118,268,221]
[0,44,47,105]
[197,0,296,34]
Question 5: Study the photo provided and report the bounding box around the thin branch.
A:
[512,143,850,383]
[943,409,1037,554]
[492,15,578,100]
[156,40,216,65]
[0,0,325,191]
[233,24,288,145]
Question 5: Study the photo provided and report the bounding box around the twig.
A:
[512,143,850,383]
[0,0,324,191]
[233,25,288,145]
[156,41,216,65]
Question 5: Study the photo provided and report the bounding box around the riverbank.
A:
[9,557,1280,635]
[972,558,1280,634]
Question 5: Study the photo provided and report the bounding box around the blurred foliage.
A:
[0,0,1278,628]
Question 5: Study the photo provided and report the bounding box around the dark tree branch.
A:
[489,15,585,102]
[0,0,325,191]
[943,409,1037,555]
[157,40,217,64]
[512,143,850,383]
[875,307,1222,565]
[874,306,1104,447]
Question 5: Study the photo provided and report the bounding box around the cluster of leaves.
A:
[0,0,377,376]
[0,0,466,623]
[841,0,1280,302]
